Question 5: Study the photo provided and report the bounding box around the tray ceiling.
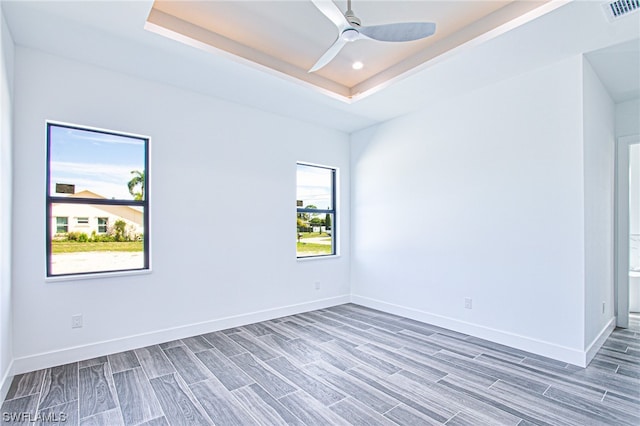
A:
[146,0,550,101]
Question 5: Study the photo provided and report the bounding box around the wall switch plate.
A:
[464,298,473,309]
[315,281,320,290]
[72,314,83,328]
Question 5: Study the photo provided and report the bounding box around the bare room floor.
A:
[2,304,639,425]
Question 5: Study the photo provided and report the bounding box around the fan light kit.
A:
[309,0,436,72]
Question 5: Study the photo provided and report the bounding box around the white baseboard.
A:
[585,317,616,366]
[12,295,350,375]
[0,359,14,402]
[351,295,589,367]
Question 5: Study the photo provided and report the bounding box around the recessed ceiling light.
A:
[352,61,364,70]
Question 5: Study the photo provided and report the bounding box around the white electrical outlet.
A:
[464,298,473,309]
[72,314,83,329]
[315,281,321,290]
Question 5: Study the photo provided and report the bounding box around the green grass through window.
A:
[51,241,143,253]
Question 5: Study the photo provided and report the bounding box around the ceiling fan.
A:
[309,0,436,72]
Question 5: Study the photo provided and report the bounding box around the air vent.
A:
[603,0,640,21]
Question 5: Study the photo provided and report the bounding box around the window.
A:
[56,217,68,233]
[97,217,108,234]
[296,163,336,258]
[46,122,149,277]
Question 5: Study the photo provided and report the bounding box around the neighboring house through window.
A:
[296,163,336,258]
[46,122,149,277]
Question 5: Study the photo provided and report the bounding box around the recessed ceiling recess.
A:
[145,0,561,101]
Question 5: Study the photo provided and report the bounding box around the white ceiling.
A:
[1,0,639,132]
[585,38,640,103]
[145,0,550,99]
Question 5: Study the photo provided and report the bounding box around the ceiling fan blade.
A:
[359,22,436,42]
[310,0,350,31]
[309,37,348,72]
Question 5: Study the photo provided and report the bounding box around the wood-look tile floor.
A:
[2,305,639,425]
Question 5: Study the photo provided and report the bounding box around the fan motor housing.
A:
[345,10,361,26]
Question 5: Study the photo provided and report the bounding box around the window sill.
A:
[45,268,152,283]
[297,255,341,262]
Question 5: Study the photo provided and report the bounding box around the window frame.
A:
[55,217,68,234]
[97,217,109,234]
[296,162,337,259]
[45,121,150,278]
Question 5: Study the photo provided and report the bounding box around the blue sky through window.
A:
[49,125,146,200]
[296,164,333,210]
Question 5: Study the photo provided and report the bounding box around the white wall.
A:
[0,6,15,399]
[582,58,615,352]
[630,144,639,267]
[616,99,640,138]
[11,47,350,372]
[351,56,590,365]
